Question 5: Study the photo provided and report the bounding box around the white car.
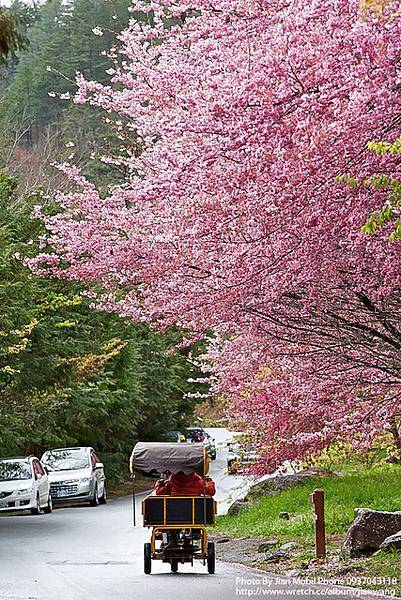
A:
[41,447,106,506]
[0,456,52,515]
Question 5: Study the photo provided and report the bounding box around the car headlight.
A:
[16,488,32,495]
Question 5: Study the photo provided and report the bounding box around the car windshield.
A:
[42,450,90,472]
[0,460,32,481]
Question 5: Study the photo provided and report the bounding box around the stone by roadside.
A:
[226,467,337,517]
[245,468,337,502]
[342,508,401,557]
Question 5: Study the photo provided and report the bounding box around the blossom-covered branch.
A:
[29,0,401,470]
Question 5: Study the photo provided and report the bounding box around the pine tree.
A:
[0,172,201,476]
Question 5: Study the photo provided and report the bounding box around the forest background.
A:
[0,0,204,481]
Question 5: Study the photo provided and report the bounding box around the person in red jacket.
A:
[155,470,215,496]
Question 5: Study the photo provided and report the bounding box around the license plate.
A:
[0,501,8,508]
[57,490,69,497]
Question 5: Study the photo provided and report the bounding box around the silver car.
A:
[0,456,52,515]
[41,447,106,506]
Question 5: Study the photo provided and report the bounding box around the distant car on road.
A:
[186,427,217,460]
[41,447,106,506]
[164,430,186,443]
[0,456,52,515]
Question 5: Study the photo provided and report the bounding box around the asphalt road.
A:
[206,427,254,515]
[0,435,378,599]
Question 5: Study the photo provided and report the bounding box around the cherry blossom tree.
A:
[30,0,401,470]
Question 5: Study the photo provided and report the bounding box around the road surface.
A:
[206,427,254,515]
[0,436,377,599]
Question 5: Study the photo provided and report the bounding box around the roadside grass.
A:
[215,463,401,595]
[359,550,401,595]
[216,464,401,541]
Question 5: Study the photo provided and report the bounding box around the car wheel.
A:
[207,541,215,574]
[30,493,40,515]
[171,559,178,573]
[99,483,107,505]
[144,542,152,575]
[89,485,99,507]
[43,494,53,514]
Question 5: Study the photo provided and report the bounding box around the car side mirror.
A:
[95,462,104,470]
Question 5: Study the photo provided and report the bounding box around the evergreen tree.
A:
[0,0,133,188]
[0,172,201,478]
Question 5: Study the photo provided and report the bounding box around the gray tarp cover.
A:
[130,442,205,474]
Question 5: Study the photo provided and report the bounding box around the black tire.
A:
[43,494,53,514]
[207,541,215,574]
[144,543,152,575]
[99,483,107,505]
[171,559,178,573]
[30,494,40,515]
[89,485,99,507]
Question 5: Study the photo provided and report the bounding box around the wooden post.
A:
[310,488,326,559]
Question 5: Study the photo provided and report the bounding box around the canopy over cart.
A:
[130,442,208,476]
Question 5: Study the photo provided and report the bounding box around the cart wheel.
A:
[144,543,152,575]
[207,541,215,574]
[171,559,178,573]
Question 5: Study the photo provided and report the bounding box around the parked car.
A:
[227,440,259,474]
[0,456,52,515]
[164,430,186,443]
[41,447,106,506]
[186,427,217,460]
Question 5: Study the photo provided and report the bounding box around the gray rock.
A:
[380,530,401,551]
[246,468,336,501]
[279,511,290,520]
[257,540,279,552]
[227,499,248,516]
[281,541,302,552]
[255,550,290,563]
[343,509,401,557]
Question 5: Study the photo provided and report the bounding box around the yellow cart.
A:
[130,442,217,575]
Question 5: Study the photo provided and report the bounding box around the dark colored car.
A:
[164,430,186,443]
[186,427,217,460]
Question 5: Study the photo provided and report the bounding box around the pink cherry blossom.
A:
[30,0,401,470]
